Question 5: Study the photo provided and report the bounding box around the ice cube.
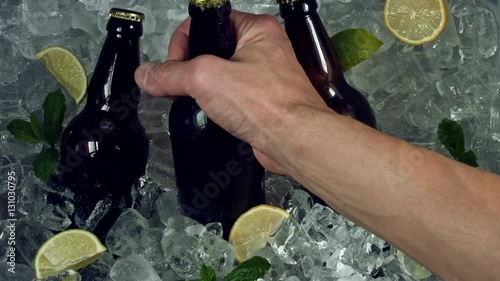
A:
[80,261,112,281]
[110,255,162,281]
[0,38,19,84]
[21,0,72,36]
[280,189,313,223]
[71,2,101,35]
[436,73,476,121]
[79,0,111,11]
[459,7,498,60]
[270,217,312,265]
[265,172,301,206]
[106,208,149,257]
[132,177,165,219]
[137,228,166,272]
[252,246,286,280]
[16,220,54,266]
[0,263,35,281]
[198,231,235,277]
[161,230,201,279]
[44,270,81,281]
[451,0,475,17]
[156,189,187,227]
[424,13,460,61]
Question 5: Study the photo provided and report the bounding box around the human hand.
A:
[135,10,330,174]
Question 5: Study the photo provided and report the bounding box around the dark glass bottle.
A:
[50,8,149,240]
[169,0,265,238]
[279,0,377,205]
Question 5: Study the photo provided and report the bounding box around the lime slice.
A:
[395,249,433,280]
[34,229,107,279]
[35,46,88,104]
[229,204,290,263]
[330,29,383,71]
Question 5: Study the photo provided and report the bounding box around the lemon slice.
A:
[228,204,290,263]
[384,0,448,46]
[34,229,107,279]
[35,46,88,104]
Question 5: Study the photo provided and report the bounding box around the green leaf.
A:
[331,29,383,71]
[460,151,479,168]
[7,119,43,144]
[197,265,216,281]
[30,113,45,141]
[224,256,271,281]
[43,89,67,145]
[33,147,59,182]
[438,118,479,168]
[438,118,465,158]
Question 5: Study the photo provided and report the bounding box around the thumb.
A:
[134,60,191,98]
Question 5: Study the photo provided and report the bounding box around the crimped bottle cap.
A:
[108,8,145,22]
[189,0,229,8]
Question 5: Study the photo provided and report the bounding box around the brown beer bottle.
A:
[168,0,266,238]
[278,0,377,205]
[278,0,377,128]
[49,8,149,240]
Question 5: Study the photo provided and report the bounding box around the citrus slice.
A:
[35,46,88,104]
[228,204,290,263]
[384,0,448,46]
[395,249,433,280]
[34,229,107,279]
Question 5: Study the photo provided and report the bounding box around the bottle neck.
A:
[188,3,235,59]
[279,0,346,100]
[84,27,142,120]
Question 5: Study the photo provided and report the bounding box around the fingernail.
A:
[136,62,156,87]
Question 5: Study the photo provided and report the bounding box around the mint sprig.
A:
[196,264,216,281]
[7,89,66,181]
[196,256,271,281]
[438,118,479,168]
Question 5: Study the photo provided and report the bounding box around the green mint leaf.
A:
[30,113,45,141]
[331,29,383,71]
[198,264,216,281]
[438,118,479,168]
[438,118,466,159]
[43,89,67,145]
[7,119,43,144]
[224,256,270,281]
[459,150,479,168]
[33,147,59,182]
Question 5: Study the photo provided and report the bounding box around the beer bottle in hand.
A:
[169,0,265,238]
[278,0,378,205]
[50,8,149,240]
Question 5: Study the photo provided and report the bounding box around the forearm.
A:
[270,106,500,280]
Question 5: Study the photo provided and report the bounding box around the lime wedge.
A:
[330,29,383,71]
[34,229,107,279]
[35,46,88,104]
[395,249,433,280]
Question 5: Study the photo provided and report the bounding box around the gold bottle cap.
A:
[108,8,145,22]
[276,0,298,3]
[189,0,229,8]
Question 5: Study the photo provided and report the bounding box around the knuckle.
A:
[257,15,285,37]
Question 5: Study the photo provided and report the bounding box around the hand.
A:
[135,11,329,174]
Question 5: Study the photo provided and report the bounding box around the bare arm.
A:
[135,11,500,280]
[275,107,500,280]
